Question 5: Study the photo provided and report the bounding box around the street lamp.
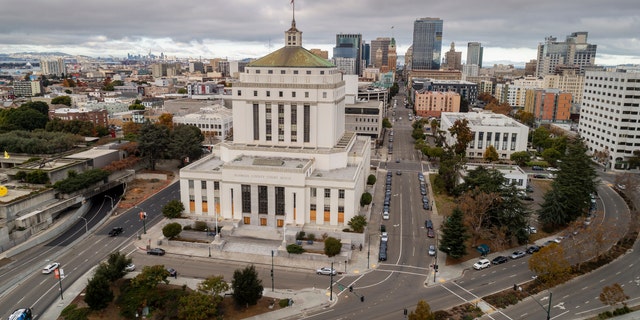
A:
[367,234,371,269]
[271,250,275,292]
[136,206,147,234]
[78,216,88,233]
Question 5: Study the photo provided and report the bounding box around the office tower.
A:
[412,17,443,70]
[467,42,483,68]
[362,41,370,68]
[333,34,362,75]
[370,37,391,68]
[40,58,66,77]
[443,42,462,70]
[578,69,640,170]
[536,31,597,77]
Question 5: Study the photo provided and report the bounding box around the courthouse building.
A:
[179,16,371,230]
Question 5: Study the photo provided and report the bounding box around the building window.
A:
[254,90,258,97]
[201,181,207,189]
[214,181,219,190]
[275,187,285,215]
[310,188,316,197]
[503,133,508,150]
[237,90,242,96]
[278,104,285,141]
[253,103,259,140]
[241,185,251,213]
[268,70,273,74]
[324,188,330,198]
[188,180,194,188]
[306,70,312,75]
[292,92,296,98]
[305,92,309,98]
[511,133,517,150]
[266,91,270,97]
[477,132,484,149]
[322,92,327,99]
[291,105,297,142]
[279,91,283,97]
[265,104,272,141]
[258,186,268,214]
[338,189,345,199]
[304,104,310,142]
[294,70,298,75]
[281,70,286,74]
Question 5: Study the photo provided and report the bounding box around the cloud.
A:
[0,0,637,65]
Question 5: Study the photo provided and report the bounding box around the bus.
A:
[8,308,32,320]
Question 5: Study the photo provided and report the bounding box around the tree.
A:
[430,119,438,135]
[163,199,185,218]
[169,124,204,165]
[198,275,230,297]
[382,118,392,128]
[483,145,499,162]
[51,96,72,106]
[459,189,499,246]
[528,243,571,285]
[448,119,473,157]
[20,101,49,115]
[541,148,561,166]
[367,174,376,185]
[84,274,113,310]
[531,127,552,149]
[231,265,263,306]
[122,121,142,139]
[347,215,367,233]
[163,222,183,239]
[137,122,170,170]
[408,300,435,320]
[95,251,131,281]
[158,113,174,130]
[131,265,170,290]
[514,110,535,127]
[178,292,219,320]
[324,237,342,257]
[599,283,629,307]
[360,192,372,207]
[411,127,425,140]
[510,151,531,166]
[177,88,188,94]
[439,207,468,259]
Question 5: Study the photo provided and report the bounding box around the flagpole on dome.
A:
[291,0,295,25]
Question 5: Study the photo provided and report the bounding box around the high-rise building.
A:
[578,68,640,170]
[536,31,597,77]
[466,42,483,68]
[179,11,370,230]
[411,17,443,70]
[370,37,391,68]
[524,88,572,123]
[40,58,66,77]
[333,34,362,75]
[443,42,462,71]
[362,41,370,67]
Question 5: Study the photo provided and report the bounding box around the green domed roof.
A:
[248,46,334,68]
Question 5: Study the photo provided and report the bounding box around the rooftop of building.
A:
[442,112,528,128]
[248,46,334,68]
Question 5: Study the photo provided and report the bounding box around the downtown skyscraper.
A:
[333,33,363,75]
[411,17,443,70]
[466,42,483,68]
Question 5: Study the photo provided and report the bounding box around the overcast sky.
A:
[1,0,638,66]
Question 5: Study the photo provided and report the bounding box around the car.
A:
[584,216,592,226]
[492,256,508,265]
[526,226,537,234]
[519,194,534,201]
[382,211,390,220]
[473,259,491,270]
[147,248,166,256]
[428,245,436,256]
[510,251,526,259]
[167,268,177,277]
[546,167,560,172]
[108,227,123,237]
[381,232,388,242]
[533,174,548,179]
[395,159,400,163]
[389,137,393,142]
[396,171,402,175]
[425,220,433,229]
[125,264,136,272]
[532,166,544,171]
[42,262,60,274]
[420,188,427,195]
[526,245,540,254]
[316,267,337,276]
[384,198,390,206]
[423,203,430,210]
[616,184,626,190]
[8,308,33,320]
[427,228,435,238]
[422,196,429,204]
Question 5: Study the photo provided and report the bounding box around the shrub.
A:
[60,304,90,320]
[286,244,305,254]
[307,233,316,241]
[367,174,377,185]
[279,298,290,308]
[321,232,329,240]
[162,222,183,239]
[324,237,342,257]
[295,231,306,240]
[193,221,208,231]
[348,215,367,233]
[162,200,184,219]
[360,192,372,207]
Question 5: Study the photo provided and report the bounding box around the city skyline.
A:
[0,0,638,66]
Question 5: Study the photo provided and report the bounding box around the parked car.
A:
[108,227,123,237]
[428,245,436,256]
[425,220,433,229]
[519,194,534,201]
[382,211,390,220]
[423,203,430,210]
[422,196,429,204]
[526,245,540,254]
[532,166,544,171]
[316,267,337,276]
[125,264,136,272]
[510,251,526,259]
[473,259,491,270]
[381,232,388,242]
[546,167,560,172]
[396,171,402,175]
[380,224,386,233]
[533,174,548,179]
[42,262,60,274]
[167,268,177,277]
[526,226,537,234]
[420,188,427,195]
[492,256,508,265]
[427,228,435,238]
[147,248,166,256]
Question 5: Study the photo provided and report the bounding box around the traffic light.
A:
[434,264,438,271]
[349,285,353,292]
[360,296,365,302]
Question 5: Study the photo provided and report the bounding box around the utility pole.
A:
[329,261,334,301]
[271,250,275,292]
[367,234,371,269]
